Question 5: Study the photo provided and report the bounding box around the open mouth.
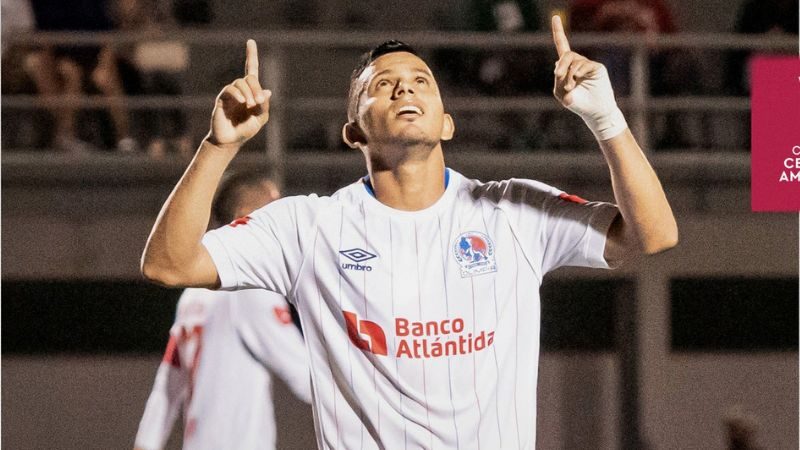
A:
[397,105,423,117]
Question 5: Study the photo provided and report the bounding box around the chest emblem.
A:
[453,231,497,278]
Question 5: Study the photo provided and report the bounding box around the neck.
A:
[365,144,447,211]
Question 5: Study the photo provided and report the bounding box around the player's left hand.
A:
[551,15,627,141]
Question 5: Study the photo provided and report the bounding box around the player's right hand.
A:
[206,39,271,150]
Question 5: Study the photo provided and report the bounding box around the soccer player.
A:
[134,173,311,450]
[141,16,677,449]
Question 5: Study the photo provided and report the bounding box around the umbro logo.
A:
[339,248,377,262]
[339,248,377,272]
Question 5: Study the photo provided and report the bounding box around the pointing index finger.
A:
[551,15,571,57]
[245,39,259,77]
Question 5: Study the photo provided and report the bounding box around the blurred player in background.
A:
[134,172,311,450]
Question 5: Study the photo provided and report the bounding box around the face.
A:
[351,52,453,150]
[233,181,280,219]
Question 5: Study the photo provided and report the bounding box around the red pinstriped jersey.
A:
[202,169,618,449]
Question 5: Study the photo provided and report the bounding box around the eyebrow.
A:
[369,67,433,82]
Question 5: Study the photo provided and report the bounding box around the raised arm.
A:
[550,16,678,265]
[141,40,271,287]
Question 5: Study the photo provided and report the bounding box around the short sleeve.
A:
[539,194,619,273]
[201,196,316,296]
[494,179,619,276]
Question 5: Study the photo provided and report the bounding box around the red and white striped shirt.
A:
[202,169,618,449]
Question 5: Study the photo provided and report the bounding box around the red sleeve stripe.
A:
[559,193,589,205]
[162,335,181,368]
[229,216,251,227]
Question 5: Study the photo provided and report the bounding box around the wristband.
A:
[578,106,628,142]
[562,65,629,141]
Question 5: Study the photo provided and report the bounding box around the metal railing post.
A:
[630,43,650,153]
[264,46,286,189]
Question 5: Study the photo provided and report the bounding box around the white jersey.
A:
[202,169,618,450]
[134,288,311,450]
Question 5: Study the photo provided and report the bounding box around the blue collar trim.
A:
[362,168,450,198]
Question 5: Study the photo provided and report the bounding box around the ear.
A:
[342,122,366,149]
[441,113,455,141]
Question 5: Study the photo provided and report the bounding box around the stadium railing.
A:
[2,30,796,187]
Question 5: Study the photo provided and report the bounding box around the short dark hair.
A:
[347,40,418,122]
[212,170,277,226]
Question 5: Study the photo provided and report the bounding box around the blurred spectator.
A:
[1,0,35,53]
[569,0,707,149]
[1,0,52,149]
[111,0,192,158]
[24,0,144,153]
[570,0,675,94]
[570,0,674,32]
[432,1,552,152]
[435,0,550,95]
[716,0,797,151]
[469,0,550,95]
[724,0,798,96]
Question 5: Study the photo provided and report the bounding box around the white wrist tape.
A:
[563,65,628,141]
[577,105,628,142]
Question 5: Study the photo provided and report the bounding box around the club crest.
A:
[453,231,497,278]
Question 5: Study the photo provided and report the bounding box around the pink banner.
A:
[751,56,800,212]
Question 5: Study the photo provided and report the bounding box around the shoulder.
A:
[175,288,226,322]
[248,194,326,219]
[178,287,223,304]
[329,178,370,206]
[458,175,564,208]
[225,193,336,235]
[245,182,364,225]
